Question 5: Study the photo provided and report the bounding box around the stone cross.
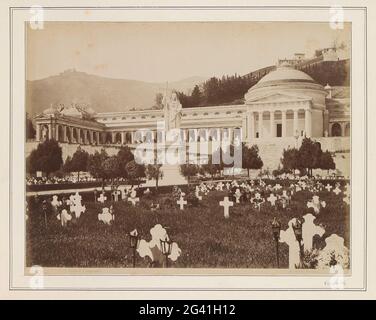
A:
[307,195,326,214]
[97,193,107,204]
[325,184,333,192]
[267,193,278,207]
[333,185,341,195]
[302,213,325,251]
[71,202,86,219]
[57,209,72,227]
[279,218,301,269]
[274,184,282,191]
[98,207,114,225]
[252,192,264,210]
[234,188,241,203]
[177,196,187,210]
[128,192,140,206]
[51,195,61,208]
[216,182,224,191]
[220,196,233,219]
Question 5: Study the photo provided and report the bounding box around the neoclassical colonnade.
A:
[246,106,313,139]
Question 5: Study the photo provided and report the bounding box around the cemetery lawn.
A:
[26,190,349,269]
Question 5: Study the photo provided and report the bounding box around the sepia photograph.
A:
[24,20,352,273]
[0,0,374,302]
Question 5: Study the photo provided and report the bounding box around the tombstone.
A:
[333,185,341,195]
[267,193,278,207]
[195,187,202,201]
[97,193,107,204]
[118,186,128,200]
[274,184,282,191]
[216,181,224,191]
[51,195,61,208]
[70,202,86,219]
[317,234,349,269]
[302,213,325,251]
[251,192,264,210]
[234,188,242,204]
[177,196,187,210]
[112,189,120,202]
[279,218,301,269]
[144,188,151,195]
[219,196,233,219]
[98,207,114,225]
[307,195,326,214]
[57,209,72,227]
[137,224,182,266]
[128,191,140,206]
[225,182,231,190]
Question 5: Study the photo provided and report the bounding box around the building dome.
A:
[258,65,315,84]
[244,64,326,108]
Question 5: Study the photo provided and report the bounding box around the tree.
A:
[146,164,163,190]
[68,146,89,181]
[153,93,164,109]
[26,113,36,140]
[63,156,73,173]
[201,155,222,179]
[125,160,145,187]
[179,163,199,186]
[190,85,202,106]
[242,144,263,177]
[87,149,108,183]
[280,147,300,175]
[117,146,135,178]
[319,150,336,174]
[26,139,63,176]
[298,138,323,176]
[103,155,121,183]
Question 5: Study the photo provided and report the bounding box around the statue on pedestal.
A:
[163,91,182,131]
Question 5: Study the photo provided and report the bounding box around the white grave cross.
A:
[177,197,187,210]
[219,196,233,219]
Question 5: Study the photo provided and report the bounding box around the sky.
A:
[27,21,351,83]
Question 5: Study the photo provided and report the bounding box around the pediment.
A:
[246,92,312,104]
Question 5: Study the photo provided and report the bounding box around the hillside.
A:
[26,70,206,116]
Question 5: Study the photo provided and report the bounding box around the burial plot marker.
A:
[177,197,187,210]
[220,196,233,219]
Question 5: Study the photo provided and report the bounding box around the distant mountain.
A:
[26,70,207,116]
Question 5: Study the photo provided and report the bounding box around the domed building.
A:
[244,64,328,139]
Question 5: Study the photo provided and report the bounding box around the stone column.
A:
[293,110,299,136]
[269,110,275,138]
[247,111,253,142]
[258,111,263,138]
[305,109,312,137]
[55,125,60,141]
[121,132,125,144]
[48,124,52,139]
[242,117,247,141]
[63,126,67,142]
[323,110,330,137]
[89,130,94,144]
[131,132,134,144]
[36,124,41,141]
[281,110,287,137]
[340,123,346,137]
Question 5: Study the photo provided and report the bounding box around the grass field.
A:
[26,188,349,269]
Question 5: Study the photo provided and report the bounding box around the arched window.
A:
[331,123,342,137]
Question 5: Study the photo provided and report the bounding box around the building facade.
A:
[32,64,350,171]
